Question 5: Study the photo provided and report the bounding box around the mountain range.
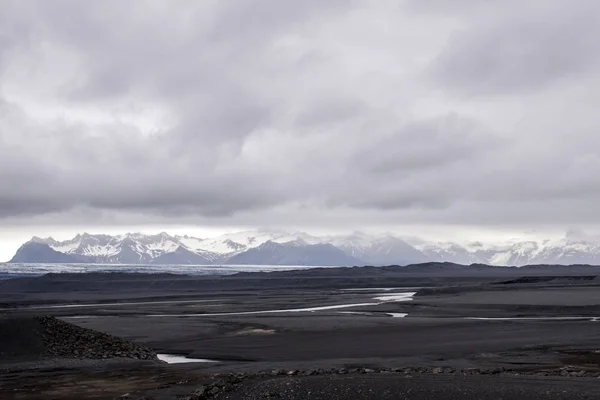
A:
[8,229,600,267]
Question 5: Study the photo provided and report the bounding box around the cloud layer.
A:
[2,0,600,231]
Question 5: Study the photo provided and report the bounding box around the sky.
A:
[2,0,600,259]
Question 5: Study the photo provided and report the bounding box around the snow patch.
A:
[157,354,218,364]
[489,251,512,266]
[372,292,416,302]
[51,241,81,254]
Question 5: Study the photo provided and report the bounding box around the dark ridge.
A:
[499,276,598,285]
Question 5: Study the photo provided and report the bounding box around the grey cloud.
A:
[427,1,600,95]
[28,0,348,149]
[319,114,508,211]
[294,97,367,128]
[3,1,600,231]
[355,115,500,175]
[207,0,352,43]
[0,123,283,219]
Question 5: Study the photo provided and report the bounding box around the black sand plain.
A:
[2,263,600,399]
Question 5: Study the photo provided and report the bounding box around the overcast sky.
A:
[2,0,600,258]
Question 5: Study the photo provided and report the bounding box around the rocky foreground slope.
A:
[0,316,157,362]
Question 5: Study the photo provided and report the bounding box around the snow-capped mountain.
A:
[150,246,214,265]
[174,230,321,262]
[11,231,333,265]
[10,230,600,267]
[417,242,483,265]
[30,232,192,264]
[10,242,86,264]
[226,241,362,266]
[326,232,428,265]
[416,233,600,266]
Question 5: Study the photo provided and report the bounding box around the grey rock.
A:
[190,386,206,400]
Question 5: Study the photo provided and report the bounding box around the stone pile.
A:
[35,316,157,361]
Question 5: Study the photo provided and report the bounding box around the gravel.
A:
[0,316,157,362]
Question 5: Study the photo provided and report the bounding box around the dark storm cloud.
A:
[0,96,286,218]
[2,0,600,228]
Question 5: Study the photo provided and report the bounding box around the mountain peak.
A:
[223,239,245,251]
[11,242,85,263]
[257,240,280,249]
[290,237,309,246]
[227,240,361,266]
[12,230,600,267]
[29,236,55,245]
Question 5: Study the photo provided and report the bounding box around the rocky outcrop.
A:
[36,316,157,360]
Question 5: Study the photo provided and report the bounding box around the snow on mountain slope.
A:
[419,234,600,266]
[226,241,362,266]
[419,240,548,266]
[29,230,324,265]
[324,232,375,257]
[10,242,86,264]
[325,233,427,265]
[176,231,321,259]
[150,246,213,265]
[416,242,483,265]
[174,236,207,252]
[13,230,600,267]
[41,233,179,264]
[527,236,600,265]
[50,239,81,254]
[137,233,180,253]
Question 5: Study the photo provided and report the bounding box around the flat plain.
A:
[2,263,600,399]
